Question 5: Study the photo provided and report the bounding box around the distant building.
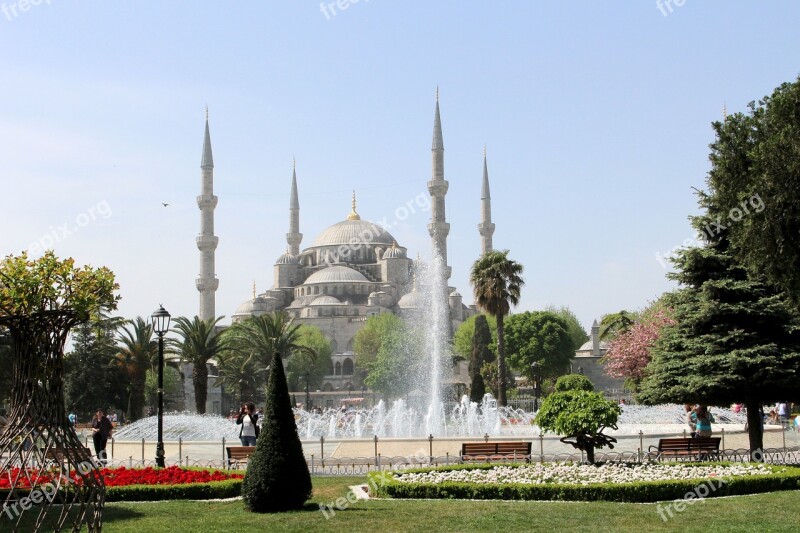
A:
[572,320,626,395]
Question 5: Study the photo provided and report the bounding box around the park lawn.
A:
[96,476,798,533]
[9,476,799,532]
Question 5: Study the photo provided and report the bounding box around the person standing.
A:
[777,402,789,426]
[236,402,259,446]
[91,409,113,466]
[692,405,714,437]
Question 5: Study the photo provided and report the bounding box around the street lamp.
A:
[151,304,171,468]
[304,372,311,411]
[530,362,541,412]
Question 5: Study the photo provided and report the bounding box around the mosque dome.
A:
[233,296,268,316]
[304,265,370,284]
[275,252,298,265]
[311,219,396,248]
[397,289,425,309]
[578,340,609,351]
[449,289,462,297]
[382,242,407,259]
[310,295,342,306]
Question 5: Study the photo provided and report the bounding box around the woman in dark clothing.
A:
[91,409,113,465]
[236,402,259,446]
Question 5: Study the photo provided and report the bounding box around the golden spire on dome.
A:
[347,190,360,220]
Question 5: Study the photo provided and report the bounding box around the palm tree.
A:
[115,317,157,421]
[223,311,315,369]
[470,250,524,407]
[169,315,226,414]
[214,350,268,405]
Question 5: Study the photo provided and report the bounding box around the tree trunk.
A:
[585,445,595,464]
[745,400,764,461]
[496,314,507,407]
[193,362,208,414]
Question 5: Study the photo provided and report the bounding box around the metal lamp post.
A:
[531,362,541,412]
[304,372,311,410]
[151,305,171,468]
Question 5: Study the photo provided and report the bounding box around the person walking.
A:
[236,402,259,446]
[91,409,113,466]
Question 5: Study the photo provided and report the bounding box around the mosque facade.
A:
[193,94,496,408]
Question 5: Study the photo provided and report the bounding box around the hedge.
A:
[369,463,800,503]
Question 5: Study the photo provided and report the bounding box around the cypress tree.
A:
[469,315,492,402]
[242,351,312,512]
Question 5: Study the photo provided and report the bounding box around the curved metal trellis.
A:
[0,312,104,532]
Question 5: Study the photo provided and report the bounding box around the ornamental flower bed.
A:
[0,466,243,489]
[394,463,773,486]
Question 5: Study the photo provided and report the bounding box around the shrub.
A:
[554,374,594,392]
[242,351,312,512]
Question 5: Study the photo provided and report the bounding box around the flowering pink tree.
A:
[604,310,675,388]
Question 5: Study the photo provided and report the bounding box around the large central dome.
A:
[311,219,396,247]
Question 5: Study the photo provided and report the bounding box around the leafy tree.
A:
[453,313,497,361]
[470,250,525,406]
[364,326,421,399]
[65,312,127,420]
[638,197,800,456]
[603,308,675,392]
[115,317,158,421]
[544,305,588,350]
[469,315,493,402]
[286,325,331,392]
[145,366,181,408]
[242,351,312,512]
[702,77,800,305]
[353,313,405,370]
[170,315,226,414]
[599,310,636,341]
[505,311,574,382]
[536,390,621,463]
[479,361,501,399]
[0,327,13,407]
[554,374,594,392]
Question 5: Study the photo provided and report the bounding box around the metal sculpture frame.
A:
[0,311,104,532]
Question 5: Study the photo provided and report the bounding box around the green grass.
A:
[7,476,800,532]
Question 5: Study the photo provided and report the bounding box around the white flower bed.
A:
[395,463,774,486]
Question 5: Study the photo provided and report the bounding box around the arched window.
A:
[327,359,334,376]
[342,358,354,376]
[335,362,342,376]
[323,382,333,392]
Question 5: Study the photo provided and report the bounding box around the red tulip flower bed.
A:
[1,466,245,502]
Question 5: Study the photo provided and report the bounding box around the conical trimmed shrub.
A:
[242,351,312,512]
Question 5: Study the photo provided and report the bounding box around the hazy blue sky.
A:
[2,1,799,332]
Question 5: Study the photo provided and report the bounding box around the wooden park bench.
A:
[461,441,532,463]
[226,446,256,468]
[647,437,721,461]
[43,446,93,466]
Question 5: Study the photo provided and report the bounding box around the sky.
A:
[1,1,799,333]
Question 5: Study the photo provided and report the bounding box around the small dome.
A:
[310,295,342,306]
[449,289,462,298]
[234,296,268,316]
[305,265,369,284]
[275,252,298,265]
[578,340,609,351]
[397,290,425,309]
[382,242,407,259]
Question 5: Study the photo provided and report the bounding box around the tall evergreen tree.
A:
[639,203,800,456]
[242,351,312,512]
[469,315,492,402]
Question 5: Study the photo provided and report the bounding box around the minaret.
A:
[478,146,495,255]
[591,319,600,356]
[427,87,451,279]
[196,108,219,321]
[287,158,302,256]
